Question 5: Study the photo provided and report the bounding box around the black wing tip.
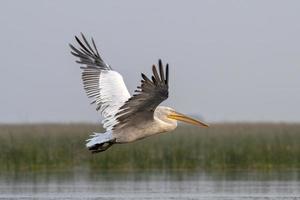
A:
[72,33,94,53]
[141,73,147,79]
[165,63,169,85]
[69,43,77,54]
[158,59,163,73]
[70,33,112,70]
[74,35,81,45]
[75,32,87,41]
[156,59,169,85]
[158,59,162,66]
[152,64,157,71]
[146,59,170,86]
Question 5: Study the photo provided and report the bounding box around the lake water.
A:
[0,170,300,199]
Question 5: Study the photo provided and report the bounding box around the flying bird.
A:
[70,34,209,153]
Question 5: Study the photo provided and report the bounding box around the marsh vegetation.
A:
[0,123,299,172]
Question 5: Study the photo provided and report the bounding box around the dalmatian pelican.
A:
[70,34,208,153]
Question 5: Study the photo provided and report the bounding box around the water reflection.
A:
[0,170,300,199]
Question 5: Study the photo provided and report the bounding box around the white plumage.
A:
[70,34,209,153]
[98,71,130,131]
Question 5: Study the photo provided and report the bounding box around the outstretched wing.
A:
[113,59,169,129]
[70,33,130,130]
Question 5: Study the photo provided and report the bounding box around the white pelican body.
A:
[70,34,208,153]
[113,106,177,143]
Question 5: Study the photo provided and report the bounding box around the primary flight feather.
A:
[70,33,208,153]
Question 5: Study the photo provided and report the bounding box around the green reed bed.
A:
[0,123,299,172]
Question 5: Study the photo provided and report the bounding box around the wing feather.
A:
[114,59,169,129]
[71,34,170,132]
[70,34,130,131]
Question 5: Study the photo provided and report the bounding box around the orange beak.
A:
[168,111,209,127]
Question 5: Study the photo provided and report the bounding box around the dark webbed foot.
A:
[89,139,116,153]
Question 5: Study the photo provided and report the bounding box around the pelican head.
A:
[155,106,209,128]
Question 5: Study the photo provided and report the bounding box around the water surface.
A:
[0,170,299,199]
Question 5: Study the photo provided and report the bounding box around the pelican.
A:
[70,34,209,153]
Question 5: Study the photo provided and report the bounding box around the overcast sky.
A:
[0,0,299,123]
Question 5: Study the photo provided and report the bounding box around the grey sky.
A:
[0,0,299,123]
